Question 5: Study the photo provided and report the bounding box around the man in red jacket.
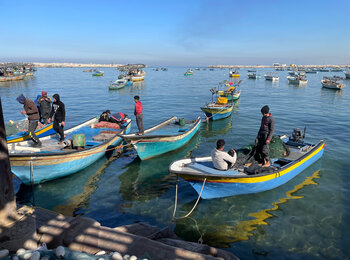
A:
[134,96,144,135]
[16,94,42,147]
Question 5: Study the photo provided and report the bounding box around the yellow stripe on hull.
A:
[7,124,54,143]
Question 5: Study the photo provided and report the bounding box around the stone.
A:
[29,251,40,260]
[40,256,50,260]
[55,246,65,258]
[16,248,26,256]
[11,256,19,260]
[123,254,130,259]
[0,249,9,258]
[95,251,106,255]
[23,251,33,260]
[129,255,137,260]
[111,252,123,260]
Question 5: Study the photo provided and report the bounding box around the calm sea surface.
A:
[1,67,350,259]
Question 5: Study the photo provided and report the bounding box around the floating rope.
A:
[173,178,207,220]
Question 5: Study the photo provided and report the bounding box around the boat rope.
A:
[173,178,207,220]
[12,143,129,162]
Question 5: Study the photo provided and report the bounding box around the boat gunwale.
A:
[169,140,325,180]
[10,119,131,158]
[120,116,201,141]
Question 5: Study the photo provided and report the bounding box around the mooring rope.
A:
[173,178,207,220]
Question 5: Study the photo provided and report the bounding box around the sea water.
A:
[1,67,350,259]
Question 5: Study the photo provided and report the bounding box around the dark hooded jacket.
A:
[49,94,65,123]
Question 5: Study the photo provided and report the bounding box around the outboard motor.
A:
[291,128,303,143]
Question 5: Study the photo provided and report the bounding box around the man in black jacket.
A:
[48,94,65,142]
[256,105,275,167]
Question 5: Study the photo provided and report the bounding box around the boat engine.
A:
[291,128,303,143]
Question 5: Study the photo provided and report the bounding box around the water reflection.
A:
[118,134,201,202]
[174,169,321,248]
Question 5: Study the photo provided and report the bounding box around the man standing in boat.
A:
[37,91,52,124]
[256,105,275,167]
[48,94,65,143]
[16,94,42,147]
[134,96,144,135]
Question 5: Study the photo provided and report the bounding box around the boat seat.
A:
[188,161,239,176]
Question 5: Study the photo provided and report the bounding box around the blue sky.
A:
[0,0,349,66]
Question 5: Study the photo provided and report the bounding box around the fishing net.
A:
[234,135,289,166]
[5,119,28,136]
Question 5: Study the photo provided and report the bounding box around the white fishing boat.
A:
[264,72,279,81]
[287,75,308,85]
[248,73,261,79]
[321,77,345,90]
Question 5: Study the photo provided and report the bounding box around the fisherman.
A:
[48,94,65,143]
[110,112,128,125]
[99,110,111,122]
[16,94,42,147]
[211,139,237,170]
[256,105,275,167]
[37,91,52,124]
[134,95,144,135]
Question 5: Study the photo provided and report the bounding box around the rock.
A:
[55,246,65,258]
[29,251,40,260]
[40,256,50,260]
[23,251,33,260]
[97,258,105,260]
[123,255,130,259]
[129,256,137,260]
[0,249,9,258]
[95,251,106,255]
[111,252,123,260]
[16,248,26,256]
[11,256,19,260]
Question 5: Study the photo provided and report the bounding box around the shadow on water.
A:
[118,133,201,203]
[174,165,323,248]
[15,149,118,216]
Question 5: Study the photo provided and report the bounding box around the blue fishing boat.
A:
[9,117,131,185]
[169,132,325,199]
[119,116,201,160]
[184,69,193,76]
[7,122,56,143]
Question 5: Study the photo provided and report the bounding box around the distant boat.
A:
[264,72,279,81]
[344,71,350,79]
[331,67,343,72]
[200,90,236,121]
[195,68,200,70]
[218,81,242,101]
[0,75,26,82]
[287,75,308,85]
[247,69,257,72]
[319,68,331,72]
[305,68,318,74]
[9,117,132,185]
[184,69,193,76]
[248,73,261,79]
[119,116,201,160]
[109,78,132,90]
[229,70,240,78]
[321,76,345,90]
[92,71,104,76]
[83,69,92,72]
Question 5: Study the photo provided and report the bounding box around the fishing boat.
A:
[0,75,26,82]
[108,78,133,90]
[169,130,325,199]
[119,116,201,160]
[305,68,318,74]
[319,68,331,72]
[344,71,350,79]
[92,71,104,76]
[247,69,257,72]
[264,73,279,81]
[7,123,56,143]
[287,75,308,85]
[321,77,345,89]
[248,73,261,79]
[218,81,241,101]
[9,118,131,185]
[83,69,92,72]
[184,69,193,76]
[229,70,240,78]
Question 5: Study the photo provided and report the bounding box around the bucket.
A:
[73,134,86,147]
[179,118,186,126]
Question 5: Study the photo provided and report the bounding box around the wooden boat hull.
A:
[345,72,350,79]
[170,141,325,199]
[109,84,125,90]
[10,119,131,185]
[0,75,26,82]
[288,79,308,85]
[321,80,345,89]
[121,117,201,160]
[230,74,240,78]
[184,72,193,76]
[7,123,56,143]
[200,105,233,121]
[219,90,241,101]
[92,73,104,76]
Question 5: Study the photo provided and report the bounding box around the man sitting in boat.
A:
[110,112,128,125]
[99,110,111,122]
[211,139,237,170]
